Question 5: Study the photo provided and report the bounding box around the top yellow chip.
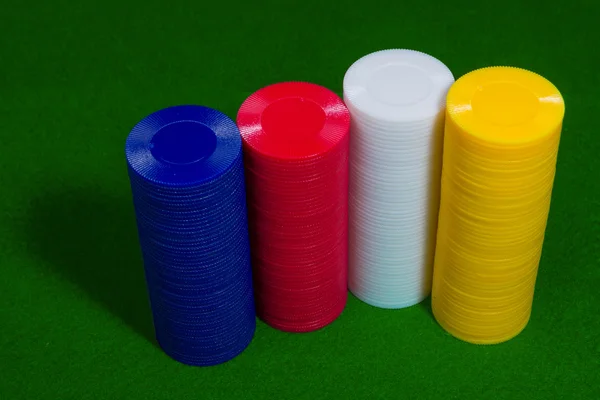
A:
[446,67,565,146]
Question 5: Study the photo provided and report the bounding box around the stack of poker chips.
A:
[237,82,351,332]
[343,49,455,309]
[431,67,565,344]
[125,105,256,366]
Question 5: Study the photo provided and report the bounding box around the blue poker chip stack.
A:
[125,105,256,366]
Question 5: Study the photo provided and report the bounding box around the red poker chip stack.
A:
[237,82,350,332]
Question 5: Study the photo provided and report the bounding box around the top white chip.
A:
[343,49,455,122]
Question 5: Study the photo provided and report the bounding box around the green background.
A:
[1,0,598,398]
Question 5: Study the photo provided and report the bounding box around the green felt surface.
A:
[1,1,599,399]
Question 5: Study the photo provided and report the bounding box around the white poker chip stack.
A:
[343,49,455,309]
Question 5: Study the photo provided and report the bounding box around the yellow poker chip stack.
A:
[431,67,565,344]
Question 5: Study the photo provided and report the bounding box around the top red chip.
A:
[236,82,350,160]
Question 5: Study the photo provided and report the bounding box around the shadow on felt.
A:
[25,185,156,345]
[419,295,434,318]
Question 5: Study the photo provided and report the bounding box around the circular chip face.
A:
[237,82,350,160]
[343,49,455,122]
[126,105,242,187]
[446,67,565,146]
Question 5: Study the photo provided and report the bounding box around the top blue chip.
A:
[126,105,242,187]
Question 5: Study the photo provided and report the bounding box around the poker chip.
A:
[431,67,565,344]
[237,82,350,332]
[125,105,256,366]
[343,49,455,308]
